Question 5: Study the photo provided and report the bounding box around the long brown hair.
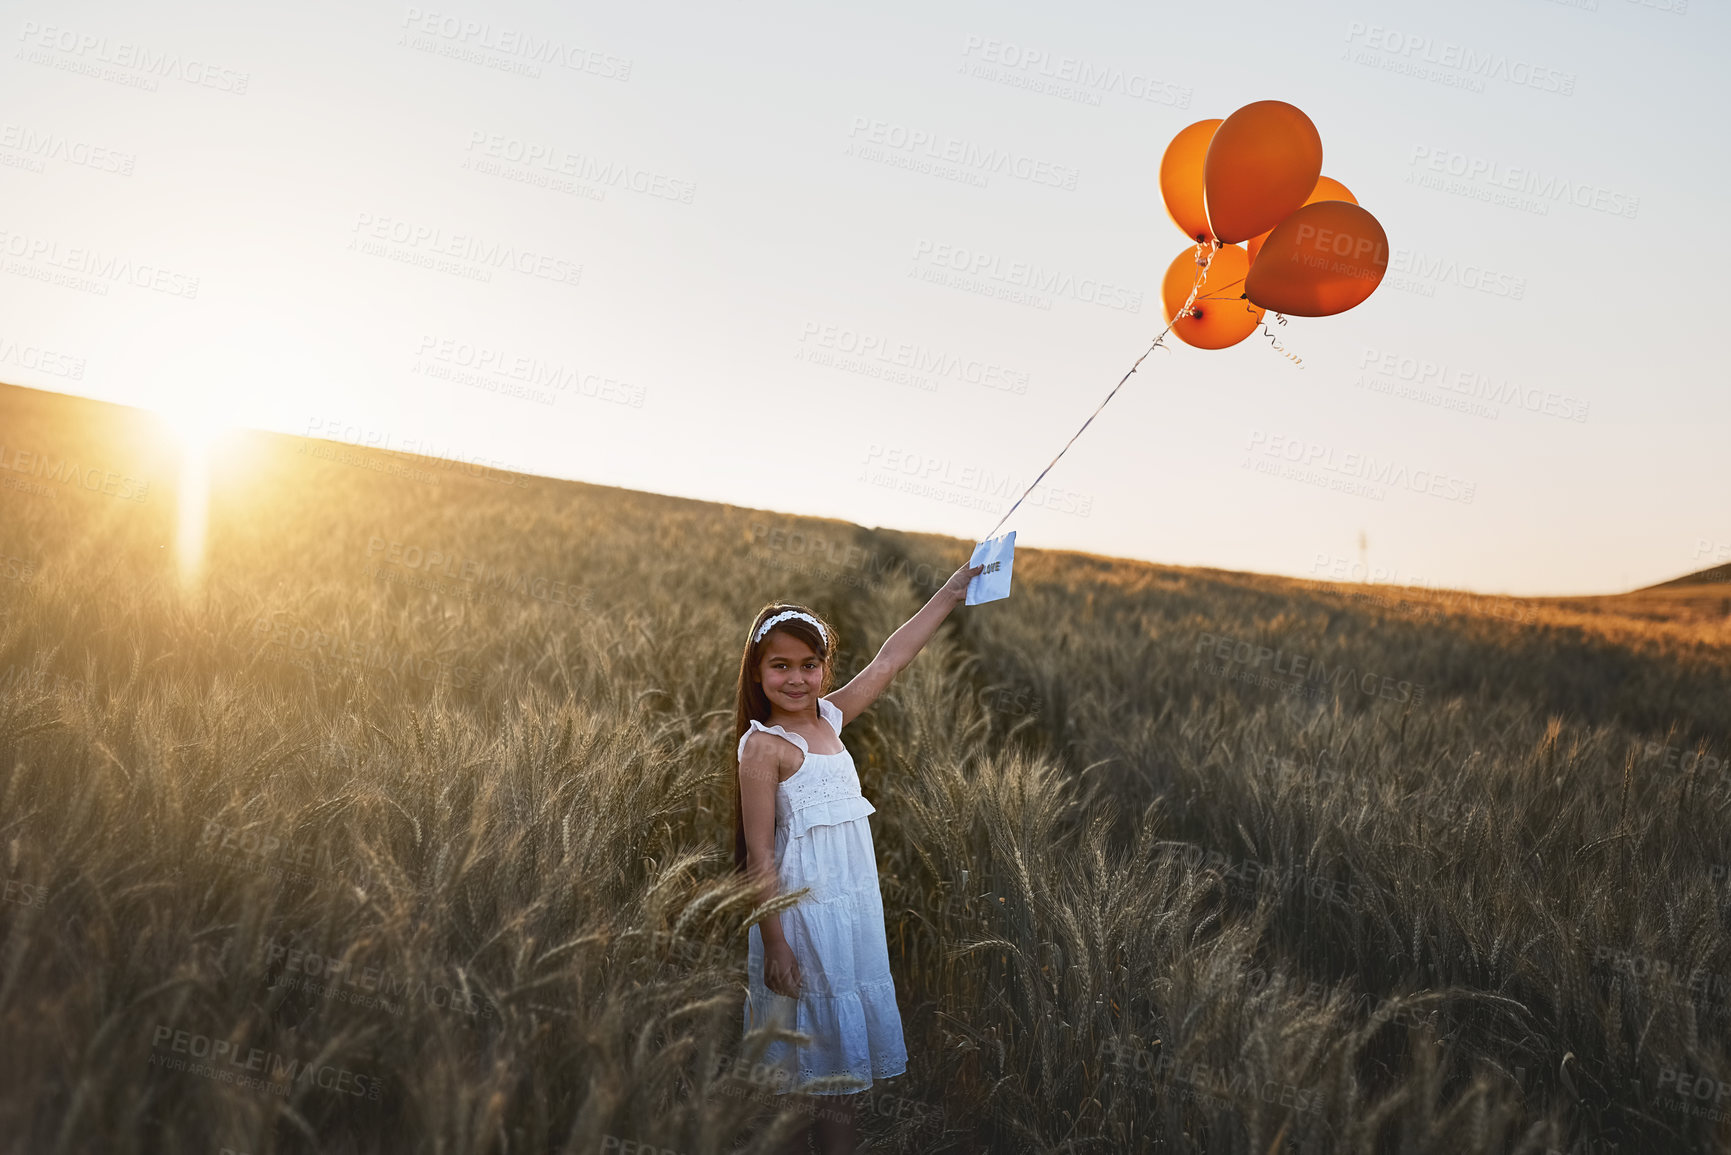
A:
[732,602,838,874]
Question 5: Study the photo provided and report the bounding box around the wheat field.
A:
[1,381,1728,1154]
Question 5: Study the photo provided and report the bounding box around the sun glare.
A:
[153,402,233,591]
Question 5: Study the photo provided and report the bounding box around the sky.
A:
[1,0,1725,596]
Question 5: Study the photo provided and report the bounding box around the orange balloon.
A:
[1245,201,1388,318]
[1159,119,1223,243]
[1246,176,1357,264]
[1203,101,1323,243]
[1162,243,1263,349]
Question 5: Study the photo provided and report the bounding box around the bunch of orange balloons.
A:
[1157,100,1389,350]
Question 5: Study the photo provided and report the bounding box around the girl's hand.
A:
[764,940,801,998]
[942,562,986,606]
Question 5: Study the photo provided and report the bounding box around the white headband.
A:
[755,610,827,645]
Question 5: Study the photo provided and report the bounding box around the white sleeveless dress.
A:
[739,695,908,1095]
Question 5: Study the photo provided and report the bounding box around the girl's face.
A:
[756,630,824,713]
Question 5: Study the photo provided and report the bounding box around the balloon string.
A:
[1257,313,1303,368]
[1195,273,1247,300]
[978,240,1218,544]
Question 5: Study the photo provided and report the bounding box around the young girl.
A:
[732,560,983,1154]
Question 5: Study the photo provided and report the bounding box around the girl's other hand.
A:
[942,561,986,605]
[765,940,801,998]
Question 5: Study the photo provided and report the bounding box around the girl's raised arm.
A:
[827,560,984,727]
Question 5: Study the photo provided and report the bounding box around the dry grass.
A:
[1,381,1728,1154]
